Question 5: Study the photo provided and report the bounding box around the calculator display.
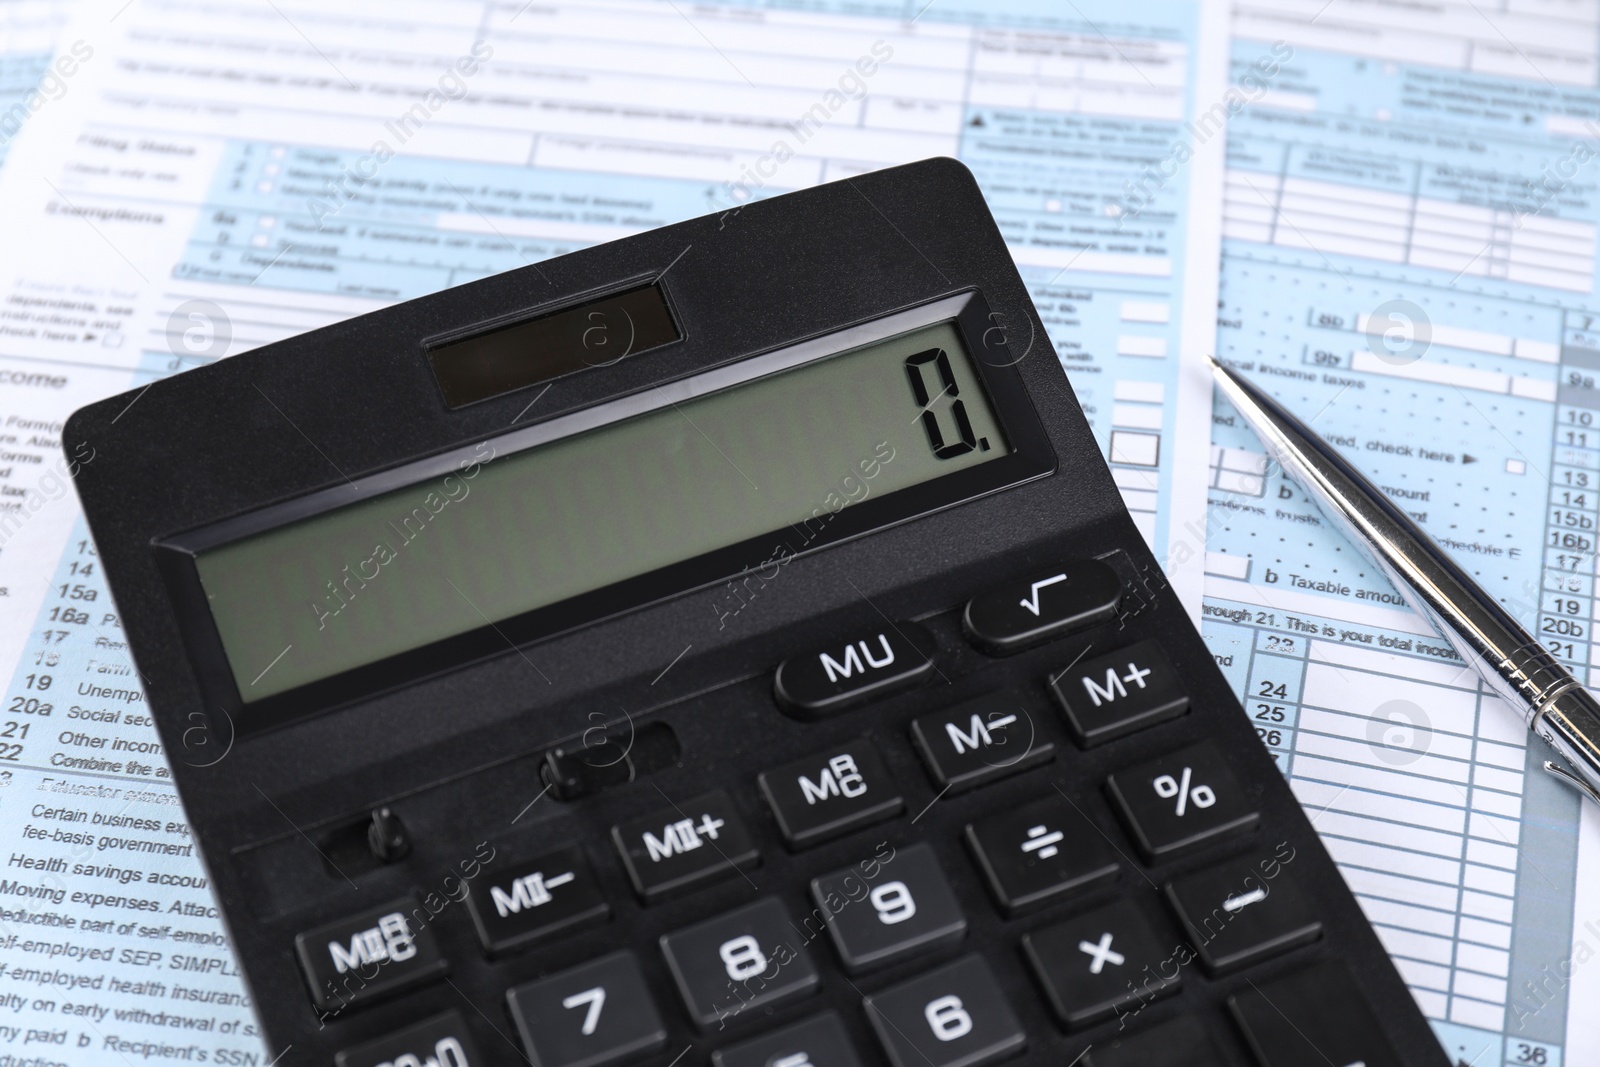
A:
[193,321,1008,702]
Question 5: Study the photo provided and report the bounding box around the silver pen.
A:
[1209,356,1600,807]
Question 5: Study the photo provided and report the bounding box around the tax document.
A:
[1203,2,1600,1064]
[0,0,1226,1061]
[0,1,70,171]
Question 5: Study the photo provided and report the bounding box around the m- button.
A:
[775,622,937,717]
[910,693,1053,793]
[1051,640,1188,746]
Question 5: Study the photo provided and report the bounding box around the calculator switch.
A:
[1228,961,1403,1067]
[464,844,609,955]
[1079,1015,1225,1067]
[774,622,937,717]
[1164,854,1322,974]
[810,841,965,973]
[910,694,1054,793]
[334,1011,482,1067]
[963,560,1121,653]
[711,1011,865,1067]
[612,790,760,902]
[863,954,1026,1067]
[660,896,821,1029]
[758,738,904,848]
[506,950,669,1067]
[1021,898,1180,1030]
[294,898,447,1012]
[1104,741,1259,862]
[1050,640,1188,747]
[964,795,1118,914]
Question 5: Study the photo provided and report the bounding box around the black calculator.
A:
[66,158,1447,1067]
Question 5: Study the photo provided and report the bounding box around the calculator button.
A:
[863,954,1026,1067]
[774,622,936,717]
[963,560,1121,654]
[506,950,668,1067]
[1165,856,1321,974]
[711,1011,865,1067]
[1079,1015,1225,1067]
[964,796,1117,915]
[661,896,821,1029]
[758,738,903,848]
[294,898,447,1012]
[810,841,965,973]
[334,1010,482,1067]
[612,789,760,902]
[1021,898,1179,1030]
[1104,742,1258,862]
[909,694,1054,793]
[1049,640,1188,746]
[1228,960,1403,1067]
[465,844,609,955]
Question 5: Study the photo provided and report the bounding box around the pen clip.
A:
[1542,759,1600,806]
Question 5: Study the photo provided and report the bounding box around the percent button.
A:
[1105,742,1258,862]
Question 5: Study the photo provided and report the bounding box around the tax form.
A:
[0,1,70,171]
[0,0,1226,1060]
[1201,2,1600,1064]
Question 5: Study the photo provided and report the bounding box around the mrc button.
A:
[964,560,1122,653]
[294,898,447,1012]
[774,622,936,717]
[1050,640,1188,746]
[758,738,904,848]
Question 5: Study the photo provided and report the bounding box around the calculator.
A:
[65,158,1447,1067]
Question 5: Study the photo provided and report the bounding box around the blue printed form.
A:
[1203,4,1600,1064]
[0,0,1225,1060]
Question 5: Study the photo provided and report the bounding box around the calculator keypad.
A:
[1104,741,1259,861]
[506,950,669,1067]
[910,694,1054,792]
[863,954,1027,1067]
[298,562,1398,1066]
[612,789,760,902]
[810,842,967,973]
[660,896,821,1029]
[758,739,904,848]
[1021,898,1180,1030]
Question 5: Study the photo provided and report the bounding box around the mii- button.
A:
[774,622,937,718]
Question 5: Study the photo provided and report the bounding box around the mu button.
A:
[774,622,936,717]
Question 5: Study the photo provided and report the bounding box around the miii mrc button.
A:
[294,898,447,1012]
[464,845,609,954]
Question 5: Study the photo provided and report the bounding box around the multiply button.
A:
[1105,742,1258,862]
[612,790,760,902]
[294,898,447,1013]
[1229,961,1403,1067]
[910,694,1053,793]
[963,560,1121,653]
[1165,855,1322,974]
[964,795,1117,915]
[506,950,668,1067]
[335,1011,482,1067]
[1021,898,1179,1030]
[464,844,609,955]
[1050,640,1188,746]
[774,622,937,717]
[759,739,904,848]
[863,954,1026,1067]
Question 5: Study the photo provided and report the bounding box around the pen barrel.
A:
[1539,687,1600,800]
